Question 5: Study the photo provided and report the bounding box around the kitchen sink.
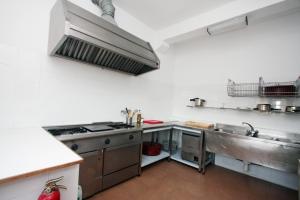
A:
[214,123,300,144]
[206,123,300,173]
[214,123,249,136]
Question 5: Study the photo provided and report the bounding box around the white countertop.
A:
[0,127,82,184]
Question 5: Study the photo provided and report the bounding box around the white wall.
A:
[0,0,299,191]
[0,0,174,128]
[171,11,300,133]
[170,11,300,189]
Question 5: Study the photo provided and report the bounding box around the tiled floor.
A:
[89,160,297,200]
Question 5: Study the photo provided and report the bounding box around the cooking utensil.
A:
[285,106,300,113]
[271,100,284,110]
[142,142,162,156]
[132,109,138,117]
[190,98,206,107]
[255,104,272,112]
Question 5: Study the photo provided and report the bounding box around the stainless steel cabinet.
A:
[102,132,142,190]
[298,160,300,200]
[71,131,142,198]
[205,130,300,173]
[79,150,103,199]
[103,164,139,189]
[103,144,140,175]
[181,132,201,163]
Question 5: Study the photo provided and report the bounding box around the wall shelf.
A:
[227,77,300,97]
[187,105,300,115]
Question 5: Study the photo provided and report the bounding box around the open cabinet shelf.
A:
[170,148,199,169]
[141,150,170,167]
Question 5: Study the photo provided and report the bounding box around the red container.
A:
[264,85,296,96]
[143,120,163,124]
[142,142,162,156]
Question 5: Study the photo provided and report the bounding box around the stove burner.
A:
[48,127,88,136]
[108,123,134,129]
[46,122,135,136]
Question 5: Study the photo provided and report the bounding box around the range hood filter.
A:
[48,0,160,75]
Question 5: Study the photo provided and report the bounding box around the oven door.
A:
[103,143,140,175]
[79,150,103,199]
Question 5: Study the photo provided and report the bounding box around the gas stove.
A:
[47,127,88,136]
[45,122,135,136]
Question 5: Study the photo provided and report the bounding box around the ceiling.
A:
[114,0,235,30]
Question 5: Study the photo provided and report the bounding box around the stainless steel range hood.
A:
[48,0,160,75]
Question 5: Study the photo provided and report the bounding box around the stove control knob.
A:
[105,138,110,145]
[129,135,134,140]
[71,144,78,151]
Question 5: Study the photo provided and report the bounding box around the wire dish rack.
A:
[227,77,300,97]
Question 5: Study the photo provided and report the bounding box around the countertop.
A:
[141,121,210,132]
[3,121,296,186]
[0,127,82,185]
[54,121,206,142]
[298,159,300,200]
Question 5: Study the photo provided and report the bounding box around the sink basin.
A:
[214,123,248,136]
[206,123,300,173]
[254,134,291,142]
[214,123,300,145]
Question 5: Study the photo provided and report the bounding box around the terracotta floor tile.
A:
[89,160,297,200]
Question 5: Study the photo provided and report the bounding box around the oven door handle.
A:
[105,142,141,151]
[79,150,101,158]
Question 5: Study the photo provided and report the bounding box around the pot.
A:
[256,104,271,112]
[285,106,300,113]
[142,142,161,156]
[190,98,206,107]
[271,100,284,110]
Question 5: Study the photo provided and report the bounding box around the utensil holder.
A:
[126,117,133,125]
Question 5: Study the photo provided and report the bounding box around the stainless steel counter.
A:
[43,123,143,142]
[46,121,300,174]
[298,160,300,200]
[205,124,300,173]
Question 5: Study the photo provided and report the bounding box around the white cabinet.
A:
[0,165,79,200]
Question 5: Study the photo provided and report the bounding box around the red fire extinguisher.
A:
[38,176,67,200]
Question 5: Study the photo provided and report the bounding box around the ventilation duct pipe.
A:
[92,0,116,25]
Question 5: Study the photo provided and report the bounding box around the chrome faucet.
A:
[242,122,258,137]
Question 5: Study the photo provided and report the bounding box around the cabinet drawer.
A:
[103,164,139,190]
[103,131,142,148]
[103,144,140,175]
[64,137,104,154]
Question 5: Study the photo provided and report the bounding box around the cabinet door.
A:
[79,150,103,199]
[103,164,139,190]
[182,132,200,154]
[103,144,140,175]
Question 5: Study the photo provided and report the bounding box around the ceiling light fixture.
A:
[207,16,248,36]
